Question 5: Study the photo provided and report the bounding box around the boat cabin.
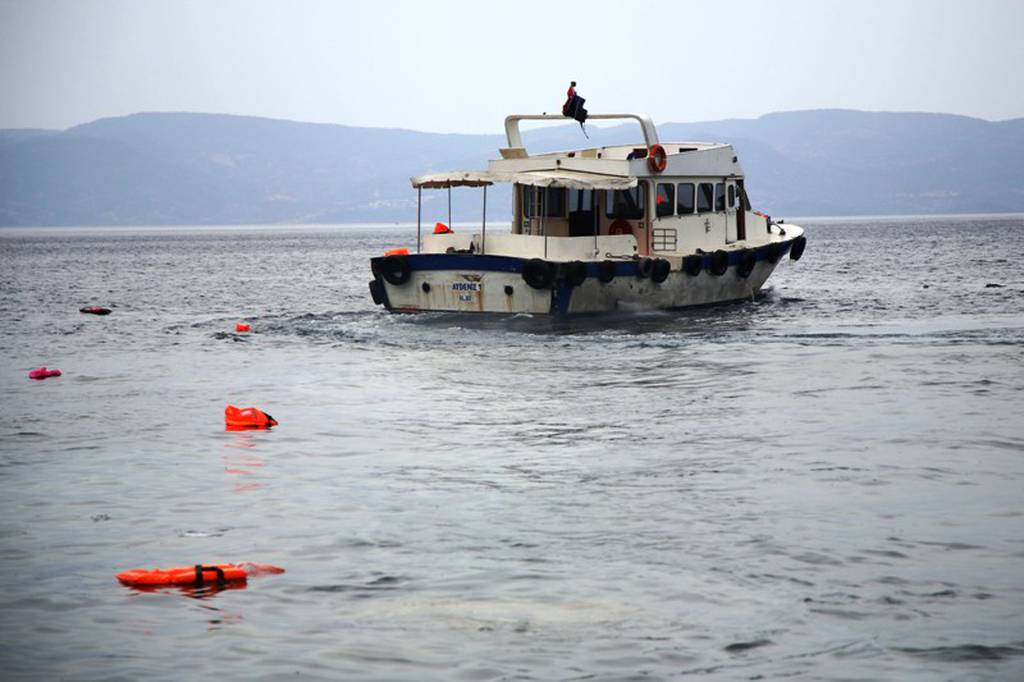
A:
[411,113,768,262]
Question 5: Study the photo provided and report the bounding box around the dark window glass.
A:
[523,186,566,218]
[728,184,736,209]
[715,182,725,211]
[677,183,695,214]
[697,183,714,213]
[570,189,593,212]
[543,187,567,217]
[522,185,534,218]
[605,184,646,220]
[656,183,674,217]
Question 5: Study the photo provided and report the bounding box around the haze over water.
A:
[1,216,1023,680]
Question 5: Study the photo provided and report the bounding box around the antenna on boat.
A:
[561,81,589,138]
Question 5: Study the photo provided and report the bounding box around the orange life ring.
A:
[647,144,667,173]
[608,219,633,235]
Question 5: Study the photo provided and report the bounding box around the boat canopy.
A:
[411,171,496,189]
[411,169,637,191]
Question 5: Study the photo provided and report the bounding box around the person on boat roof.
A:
[562,81,589,137]
[562,81,576,116]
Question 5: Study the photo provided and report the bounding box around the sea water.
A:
[1,216,1022,680]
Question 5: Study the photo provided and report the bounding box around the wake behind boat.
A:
[369,112,806,315]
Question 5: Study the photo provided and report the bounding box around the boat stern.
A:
[369,253,553,314]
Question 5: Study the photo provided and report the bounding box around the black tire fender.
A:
[563,260,588,287]
[369,280,384,305]
[522,258,556,289]
[380,255,412,285]
[763,243,783,264]
[710,250,729,276]
[651,258,671,284]
[636,257,654,279]
[682,254,703,277]
[736,250,757,278]
[597,260,617,283]
[790,235,807,261]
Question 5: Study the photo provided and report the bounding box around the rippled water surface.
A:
[1,216,1023,680]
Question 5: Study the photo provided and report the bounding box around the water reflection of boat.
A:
[369,112,806,315]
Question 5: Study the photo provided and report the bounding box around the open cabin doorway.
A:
[720,180,746,244]
[568,189,596,236]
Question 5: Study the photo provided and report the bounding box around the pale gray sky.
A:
[2,0,1023,133]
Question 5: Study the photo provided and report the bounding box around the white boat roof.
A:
[410,112,744,189]
[411,169,637,190]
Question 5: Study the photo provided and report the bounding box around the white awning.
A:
[511,170,637,191]
[411,169,636,190]
[411,171,497,189]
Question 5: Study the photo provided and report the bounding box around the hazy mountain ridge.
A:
[1,109,1022,226]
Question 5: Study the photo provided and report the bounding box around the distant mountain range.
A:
[1,109,1022,226]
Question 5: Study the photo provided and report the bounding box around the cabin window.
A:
[715,182,726,211]
[570,189,593,212]
[697,183,714,213]
[522,185,567,218]
[545,187,567,217]
[605,184,646,220]
[677,183,695,214]
[736,183,748,211]
[522,186,534,218]
[728,184,736,209]
[655,183,674,218]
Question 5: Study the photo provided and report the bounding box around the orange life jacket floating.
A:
[225,405,278,430]
[116,563,284,587]
[235,322,251,333]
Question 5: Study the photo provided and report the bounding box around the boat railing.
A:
[424,232,638,261]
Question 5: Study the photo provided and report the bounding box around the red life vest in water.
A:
[224,405,278,429]
[116,563,284,587]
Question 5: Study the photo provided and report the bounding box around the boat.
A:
[368,112,806,314]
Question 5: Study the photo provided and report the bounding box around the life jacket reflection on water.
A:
[433,222,453,234]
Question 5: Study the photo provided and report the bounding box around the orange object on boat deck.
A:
[116,563,285,587]
[433,222,453,234]
[384,247,409,256]
[235,322,251,333]
[225,405,278,430]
